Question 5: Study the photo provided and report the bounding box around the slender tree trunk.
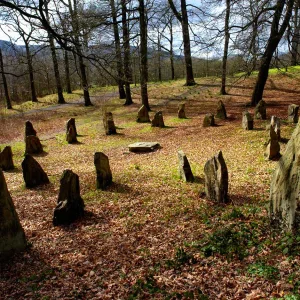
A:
[291,0,300,65]
[157,31,162,82]
[64,50,72,93]
[25,42,38,102]
[220,0,230,95]
[251,0,294,106]
[0,49,12,109]
[169,20,175,80]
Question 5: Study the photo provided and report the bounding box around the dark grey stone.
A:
[254,100,267,120]
[137,105,150,123]
[242,111,253,130]
[0,146,14,171]
[128,142,160,153]
[25,136,43,155]
[151,111,165,127]
[288,104,299,123]
[216,100,227,119]
[94,152,112,190]
[103,112,117,135]
[178,103,186,119]
[203,113,215,127]
[178,150,194,182]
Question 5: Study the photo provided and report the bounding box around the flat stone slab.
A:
[128,142,160,153]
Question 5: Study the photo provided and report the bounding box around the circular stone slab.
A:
[128,142,160,153]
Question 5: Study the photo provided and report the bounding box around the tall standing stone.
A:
[242,111,254,130]
[137,105,150,123]
[254,100,267,120]
[21,155,49,188]
[203,113,215,127]
[151,111,165,128]
[0,169,27,259]
[66,118,78,136]
[103,112,117,135]
[24,120,37,141]
[178,150,194,182]
[265,126,280,160]
[94,152,112,190]
[53,170,84,226]
[288,104,299,123]
[178,103,186,119]
[25,135,43,155]
[0,146,14,170]
[204,151,229,203]
[66,125,77,144]
[216,100,227,119]
[270,115,281,140]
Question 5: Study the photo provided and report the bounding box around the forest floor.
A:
[1,74,300,299]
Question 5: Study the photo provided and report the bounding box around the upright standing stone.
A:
[103,112,117,135]
[242,111,254,130]
[0,169,27,259]
[265,126,280,160]
[66,125,77,144]
[178,103,186,119]
[94,152,112,190]
[0,146,14,170]
[66,118,78,136]
[270,115,281,140]
[204,151,229,203]
[288,104,299,123]
[254,100,267,120]
[178,150,194,182]
[203,113,215,127]
[53,170,84,226]
[25,120,37,141]
[21,155,49,188]
[216,100,227,119]
[25,135,43,155]
[151,111,165,128]
[137,105,150,123]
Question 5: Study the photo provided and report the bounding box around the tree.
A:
[290,0,300,65]
[0,48,12,109]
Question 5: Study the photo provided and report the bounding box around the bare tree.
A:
[0,48,12,109]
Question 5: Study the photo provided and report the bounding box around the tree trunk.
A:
[251,0,294,106]
[157,31,162,82]
[64,50,72,93]
[291,0,300,65]
[0,49,12,109]
[25,42,38,102]
[169,19,175,80]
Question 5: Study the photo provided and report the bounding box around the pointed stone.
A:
[288,104,299,123]
[178,150,194,182]
[151,111,165,128]
[24,120,36,141]
[94,152,112,190]
[216,100,227,119]
[178,103,186,119]
[204,151,229,203]
[53,170,84,226]
[265,126,280,160]
[103,112,117,135]
[137,105,150,123]
[66,118,78,136]
[0,169,27,259]
[270,115,281,140]
[21,155,49,188]
[66,125,77,144]
[25,136,43,155]
[0,146,14,171]
[203,113,215,127]
[242,111,253,130]
[254,100,267,120]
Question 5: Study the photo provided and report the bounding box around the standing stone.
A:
[270,115,281,140]
[242,111,254,130]
[254,100,267,119]
[103,112,117,135]
[178,150,194,182]
[265,126,280,160]
[94,152,112,190]
[203,113,215,127]
[24,120,36,141]
[0,169,27,259]
[137,105,150,123]
[25,135,43,155]
[216,100,227,119]
[53,170,84,226]
[0,146,14,171]
[288,104,299,123]
[269,120,300,231]
[204,151,229,203]
[21,155,49,188]
[66,125,77,144]
[151,111,165,127]
[178,103,186,119]
[66,118,78,136]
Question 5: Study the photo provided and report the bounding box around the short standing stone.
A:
[242,111,254,130]
[53,170,84,226]
[25,135,43,155]
[21,154,49,188]
[94,152,112,190]
[265,126,280,160]
[254,100,267,119]
[128,142,160,153]
[66,125,77,144]
[178,150,194,182]
[151,111,165,127]
[0,169,27,259]
[203,113,215,127]
[0,146,14,170]
[288,104,299,123]
[204,150,229,203]
[137,105,150,123]
[24,120,36,140]
[216,100,227,119]
[270,115,281,140]
[103,112,117,135]
[66,118,78,136]
[178,103,186,119]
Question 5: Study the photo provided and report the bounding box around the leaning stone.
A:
[66,125,77,144]
[270,116,281,140]
[178,150,194,182]
[137,105,150,123]
[203,113,215,127]
[53,170,84,226]
[265,126,280,160]
[24,120,36,141]
[242,111,253,130]
[204,150,229,203]
[94,152,112,190]
[216,100,227,119]
[254,100,267,120]
[128,142,160,153]
[0,146,14,171]
[25,136,43,155]
[151,111,165,127]
[178,103,186,119]
[269,120,300,231]
[288,104,299,123]
[103,112,117,135]
[66,118,78,136]
[0,169,27,259]
[21,154,49,188]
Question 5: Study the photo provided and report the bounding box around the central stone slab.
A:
[128,142,160,153]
